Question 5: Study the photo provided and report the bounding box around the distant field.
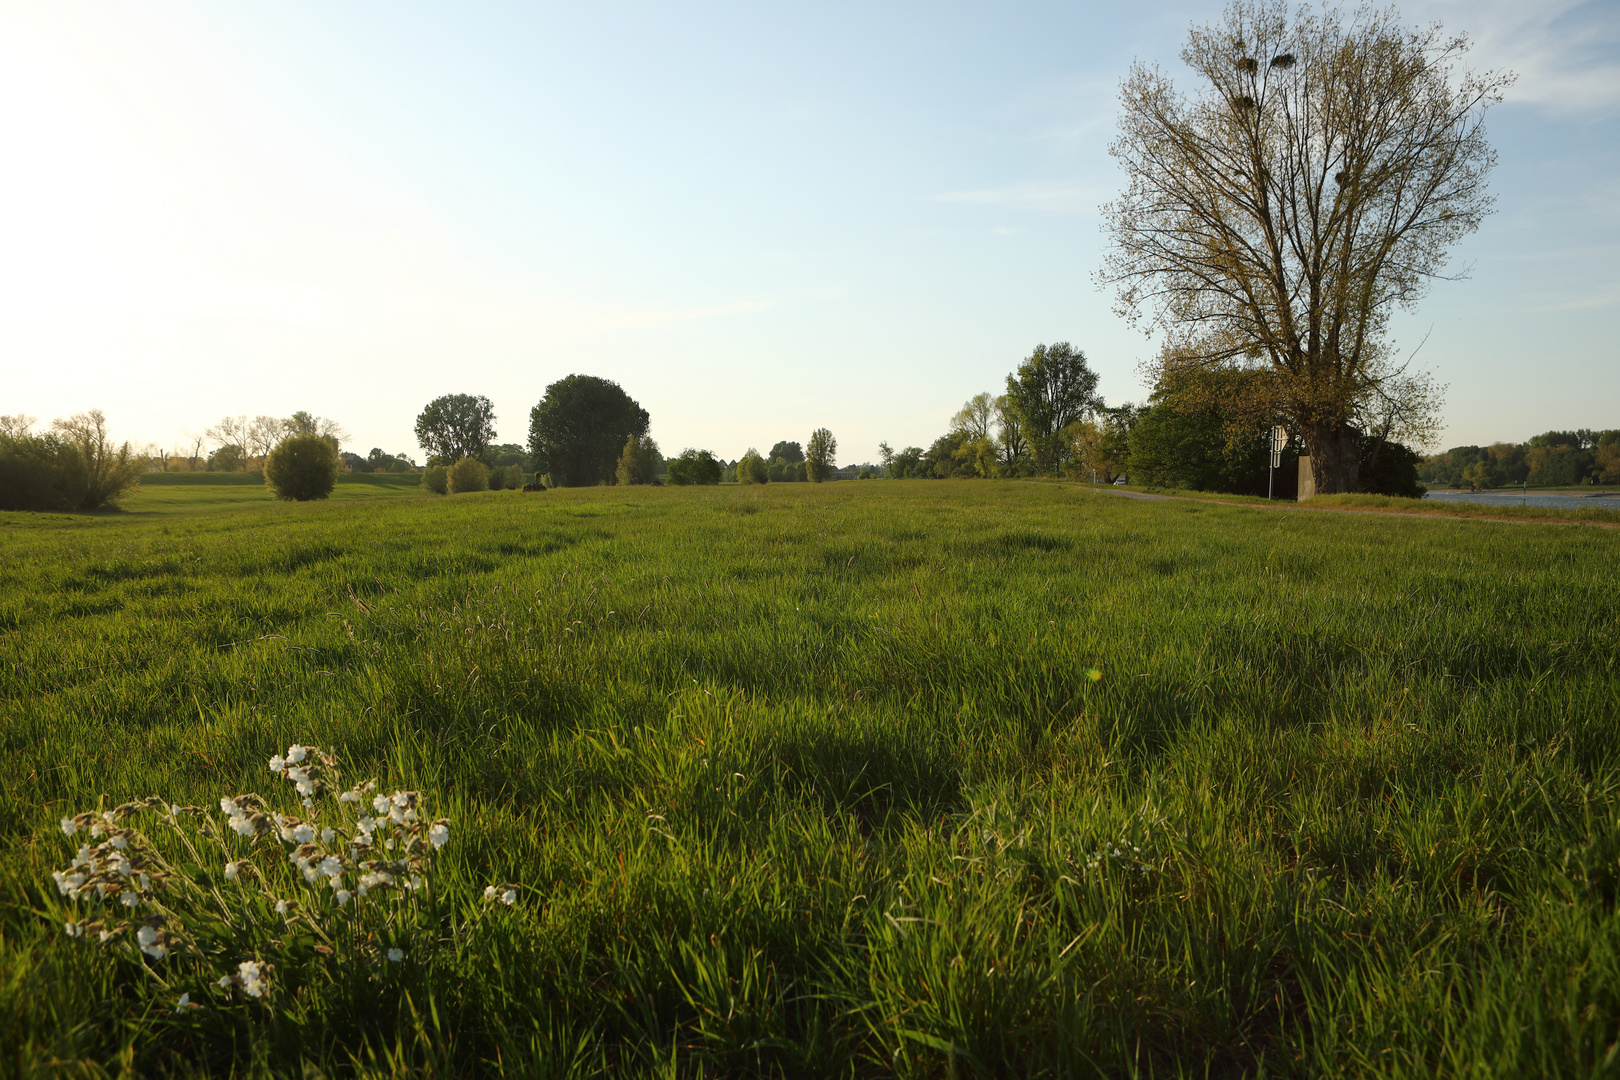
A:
[119,471,427,515]
[2,481,1616,1076]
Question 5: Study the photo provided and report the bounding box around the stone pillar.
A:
[1297,456,1315,501]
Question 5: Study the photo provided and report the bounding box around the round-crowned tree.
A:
[528,375,649,487]
[446,456,490,494]
[264,435,338,501]
[420,465,448,494]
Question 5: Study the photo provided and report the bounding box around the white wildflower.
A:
[64,920,82,938]
[292,824,315,845]
[321,827,335,844]
[428,823,449,849]
[318,855,342,878]
[237,960,267,998]
[175,992,191,1013]
[224,861,241,881]
[501,889,517,906]
[137,926,168,960]
[99,929,114,943]
[409,874,423,891]
[119,892,138,908]
[339,790,362,804]
[60,817,78,836]
[335,889,352,905]
[268,755,286,773]
[484,885,498,900]
[109,835,128,849]
[89,822,104,838]
[230,815,256,838]
[217,975,233,990]
[275,899,290,915]
[386,948,404,962]
[372,794,390,813]
[219,797,239,815]
[285,744,308,764]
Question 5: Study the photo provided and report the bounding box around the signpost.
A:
[1268,426,1287,500]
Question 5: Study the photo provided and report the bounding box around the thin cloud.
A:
[934,180,1105,214]
[1408,0,1620,116]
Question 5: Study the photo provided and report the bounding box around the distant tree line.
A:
[1420,431,1620,490]
[875,344,1425,497]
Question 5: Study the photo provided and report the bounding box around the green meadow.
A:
[2,480,1617,1077]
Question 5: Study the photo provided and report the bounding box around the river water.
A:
[1422,490,1620,510]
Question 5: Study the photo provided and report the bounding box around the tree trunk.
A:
[1304,423,1361,495]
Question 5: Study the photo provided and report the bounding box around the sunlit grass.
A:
[2,480,1616,1076]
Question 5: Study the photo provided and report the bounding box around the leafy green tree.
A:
[284,411,346,450]
[263,435,338,501]
[1069,405,1139,482]
[616,435,662,486]
[420,466,448,494]
[993,395,1030,475]
[367,448,415,473]
[666,449,722,485]
[447,457,490,494]
[887,446,925,479]
[1004,343,1100,473]
[208,445,247,472]
[805,428,837,482]
[528,375,649,487]
[415,394,496,467]
[951,393,996,442]
[1127,400,1271,493]
[769,441,804,464]
[737,449,769,485]
[1358,438,1424,497]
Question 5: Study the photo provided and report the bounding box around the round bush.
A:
[263,435,337,502]
[446,457,489,494]
[420,466,448,495]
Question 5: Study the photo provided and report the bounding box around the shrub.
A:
[263,435,339,502]
[0,433,90,511]
[420,466,448,494]
[488,464,524,490]
[51,410,145,508]
[446,457,489,494]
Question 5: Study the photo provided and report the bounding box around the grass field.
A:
[2,480,1617,1077]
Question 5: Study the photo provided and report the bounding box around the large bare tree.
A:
[1100,0,1510,493]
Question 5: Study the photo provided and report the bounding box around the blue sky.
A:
[2,0,1616,464]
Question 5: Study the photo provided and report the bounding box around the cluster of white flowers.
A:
[267,743,330,806]
[47,741,499,1013]
[53,804,161,912]
[218,959,271,999]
